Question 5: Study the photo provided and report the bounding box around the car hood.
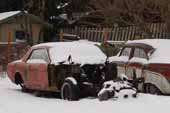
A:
[49,41,107,65]
[51,56,106,66]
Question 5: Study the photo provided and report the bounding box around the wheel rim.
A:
[149,85,160,95]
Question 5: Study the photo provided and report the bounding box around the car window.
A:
[29,49,50,63]
[120,47,131,57]
[133,48,147,59]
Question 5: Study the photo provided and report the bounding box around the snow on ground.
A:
[0,75,170,113]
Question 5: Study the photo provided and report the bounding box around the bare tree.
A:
[20,0,48,45]
[88,0,160,36]
[154,0,170,35]
[23,0,46,19]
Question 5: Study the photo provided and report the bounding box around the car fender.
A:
[7,62,16,83]
[65,77,78,85]
[144,70,170,94]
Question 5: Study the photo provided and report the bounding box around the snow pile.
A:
[98,74,137,101]
[127,39,170,64]
[117,89,137,99]
[98,81,130,95]
[98,80,137,101]
[48,41,106,65]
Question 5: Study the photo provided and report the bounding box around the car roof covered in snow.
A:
[127,39,170,64]
[32,41,106,65]
[127,39,170,48]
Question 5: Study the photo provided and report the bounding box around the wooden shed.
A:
[0,10,52,71]
[0,10,52,44]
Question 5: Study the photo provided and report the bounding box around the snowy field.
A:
[0,74,170,113]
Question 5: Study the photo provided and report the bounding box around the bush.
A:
[97,42,120,57]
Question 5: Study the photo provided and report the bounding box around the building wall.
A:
[0,23,43,71]
[0,13,51,71]
[0,43,27,71]
[0,23,43,44]
[0,24,15,42]
[32,24,42,44]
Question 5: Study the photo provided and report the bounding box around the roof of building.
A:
[0,10,52,27]
[0,11,20,21]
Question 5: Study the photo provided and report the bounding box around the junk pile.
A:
[98,74,139,101]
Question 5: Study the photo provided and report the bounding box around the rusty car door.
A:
[127,47,148,90]
[25,49,50,90]
[111,47,132,77]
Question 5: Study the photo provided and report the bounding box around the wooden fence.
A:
[63,23,169,42]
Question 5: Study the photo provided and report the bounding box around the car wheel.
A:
[61,79,79,101]
[145,84,161,95]
[145,84,150,93]
[98,90,110,101]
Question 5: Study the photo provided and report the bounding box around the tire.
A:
[145,84,150,93]
[145,84,161,95]
[61,79,79,101]
[98,91,110,101]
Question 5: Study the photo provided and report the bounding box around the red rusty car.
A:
[110,39,170,95]
[7,41,117,100]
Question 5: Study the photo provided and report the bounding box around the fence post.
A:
[102,28,109,42]
[99,28,103,42]
[60,29,64,41]
[84,27,87,39]
[7,32,12,64]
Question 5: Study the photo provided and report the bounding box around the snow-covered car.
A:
[110,39,170,95]
[7,41,117,100]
